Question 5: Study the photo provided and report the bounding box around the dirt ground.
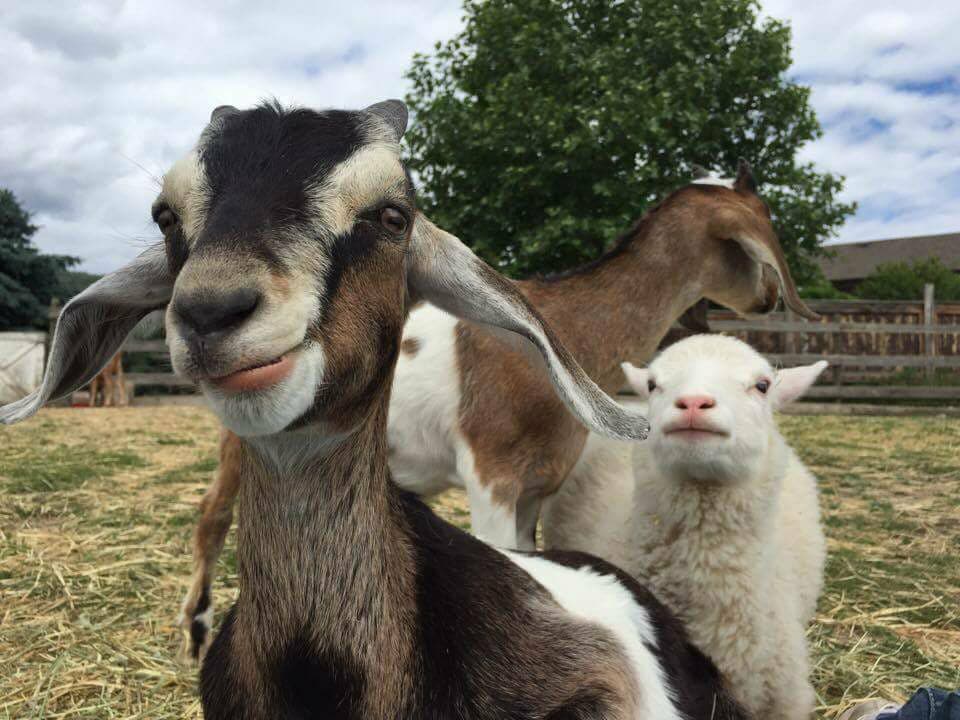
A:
[1,407,957,719]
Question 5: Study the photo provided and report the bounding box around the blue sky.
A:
[1,0,958,273]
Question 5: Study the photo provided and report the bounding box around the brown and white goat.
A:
[2,101,748,720]
[178,158,818,655]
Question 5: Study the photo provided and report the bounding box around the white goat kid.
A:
[543,334,827,720]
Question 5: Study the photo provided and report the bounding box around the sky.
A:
[1,1,958,274]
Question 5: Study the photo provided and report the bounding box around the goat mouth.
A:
[663,426,728,440]
[210,352,296,393]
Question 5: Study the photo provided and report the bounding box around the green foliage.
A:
[798,267,855,300]
[855,257,960,301]
[0,189,79,330]
[405,0,855,281]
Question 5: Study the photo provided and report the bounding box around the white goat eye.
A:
[156,208,178,234]
[647,379,656,393]
[380,207,407,235]
[755,379,770,394]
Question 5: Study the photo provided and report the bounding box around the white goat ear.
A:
[0,243,174,424]
[771,361,828,409]
[620,362,651,400]
[407,215,649,441]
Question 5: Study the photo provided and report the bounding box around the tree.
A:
[855,258,960,301]
[405,0,855,281]
[0,189,79,330]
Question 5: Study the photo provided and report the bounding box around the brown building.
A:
[819,231,960,292]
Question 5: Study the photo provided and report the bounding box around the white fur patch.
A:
[502,552,682,720]
[691,174,735,189]
[202,343,325,437]
[388,304,462,496]
[307,142,408,240]
[161,149,209,241]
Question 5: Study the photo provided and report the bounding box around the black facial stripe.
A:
[317,224,383,323]
[165,226,189,275]
[196,102,367,263]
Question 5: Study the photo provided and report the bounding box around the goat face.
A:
[2,100,648,444]
[622,335,826,484]
[156,102,415,436]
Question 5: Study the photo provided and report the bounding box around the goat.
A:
[543,335,827,719]
[2,101,750,720]
[88,352,128,406]
[179,158,819,656]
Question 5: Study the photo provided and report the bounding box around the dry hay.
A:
[1,408,958,718]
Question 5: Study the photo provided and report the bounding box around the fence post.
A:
[783,307,797,355]
[924,283,936,381]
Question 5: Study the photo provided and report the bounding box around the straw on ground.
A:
[1,408,958,719]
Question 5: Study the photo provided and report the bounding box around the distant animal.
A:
[88,352,127,407]
[2,100,749,720]
[178,159,820,657]
[543,334,828,720]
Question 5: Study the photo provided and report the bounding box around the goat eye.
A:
[647,379,656,393]
[380,207,407,235]
[156,208,178,234]
[755,379,770,394]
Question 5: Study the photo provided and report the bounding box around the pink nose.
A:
[675,395,716,412]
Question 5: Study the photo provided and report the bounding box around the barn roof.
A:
[819,232,960,281]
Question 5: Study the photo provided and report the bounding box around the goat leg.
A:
[179,429,242,662]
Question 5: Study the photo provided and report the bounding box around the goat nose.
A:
[174,287,260,337]
[675,395,716,411]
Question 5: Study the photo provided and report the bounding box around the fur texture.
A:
[544,334,827,720]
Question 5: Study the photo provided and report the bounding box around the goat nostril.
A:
[676,395,716,412]
[175,287,261,337]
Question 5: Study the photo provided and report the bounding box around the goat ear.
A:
[678,299,711,332]
[734,158,757,194]
[620,362,652,400]
[713,211,821,321]
[771,361,827,409]
[365,100,408,142]
[0,243,174,425]
[407,216,648,441]
[210,105,238,123]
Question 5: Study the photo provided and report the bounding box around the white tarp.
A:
[0,332,45,404]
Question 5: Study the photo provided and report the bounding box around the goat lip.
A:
[209,352,295,393]
[663,425,728,439]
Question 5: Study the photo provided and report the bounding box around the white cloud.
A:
[764,0,960,244]
[0,0,957,274]
[0,0,463,273]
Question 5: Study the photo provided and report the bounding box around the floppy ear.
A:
[407,215,648,441]
[0,243,174,424]
[771,361,828,409]
[709,200,820,321]
[678,298,711,332]
[620,362,652,400]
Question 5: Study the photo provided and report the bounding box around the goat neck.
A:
[237,394,417,717]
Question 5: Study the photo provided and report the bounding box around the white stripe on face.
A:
[161,149,210,242]
[306,141,409,242]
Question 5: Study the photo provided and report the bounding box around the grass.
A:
[1,408,957,718]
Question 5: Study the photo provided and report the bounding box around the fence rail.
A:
[704,285,959,404]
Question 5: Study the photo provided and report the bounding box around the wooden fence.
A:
[707,285,960,402]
